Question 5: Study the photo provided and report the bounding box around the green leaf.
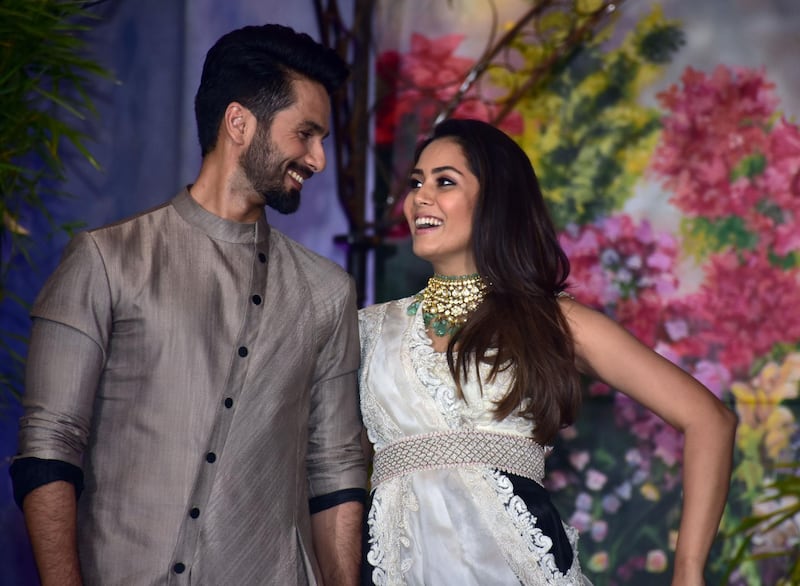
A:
[730,152,767,181]
[1,0,113,405]
[681,215,759,257]
[637,24,686,64]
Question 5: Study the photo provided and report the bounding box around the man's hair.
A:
[413,118,582,445]
[194,23,349,156]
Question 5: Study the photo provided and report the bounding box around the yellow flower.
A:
[764,407,796,459]
[732,353,800,457]
[640,483,660,501]
[760,353,800,401]
[668,530,679,551]
[575,71,608,99]
[587,551,609,572]
[622,132,660,176]
[576,0,605,13]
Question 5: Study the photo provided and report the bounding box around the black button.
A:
[206,452,217,463]
[251,294,262,305]
[173,562,186,574]
[189,507,200,519]
[258,252,267,263]
[238,346,248,357]
[224,397,233,408]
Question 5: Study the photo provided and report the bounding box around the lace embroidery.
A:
[359,303,403,447]
[366,475,418,586]
[405,302,464,429]
[361,300,418,585]
[473,469,585,585]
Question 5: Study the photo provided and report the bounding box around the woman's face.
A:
[403,138,480,275]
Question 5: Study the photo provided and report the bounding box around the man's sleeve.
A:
[306,277,367,513]
[10,319,105,507]
[10,233,110,507]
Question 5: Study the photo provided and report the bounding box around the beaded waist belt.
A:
[371,429,546,488]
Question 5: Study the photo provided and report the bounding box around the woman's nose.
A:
[413,182,433,205]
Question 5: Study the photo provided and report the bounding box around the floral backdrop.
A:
[370,1,800,584]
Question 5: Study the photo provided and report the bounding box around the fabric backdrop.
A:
[369,1,800,584]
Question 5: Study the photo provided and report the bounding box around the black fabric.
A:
[360,494,374,586]
[9,457,84,509]
[309,487,367,515]
[505,471,574,574]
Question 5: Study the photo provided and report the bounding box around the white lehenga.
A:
[359,297,591,586]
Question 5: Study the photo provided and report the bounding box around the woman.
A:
[358,118,737,586]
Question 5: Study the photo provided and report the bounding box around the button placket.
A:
[168,236,269,583]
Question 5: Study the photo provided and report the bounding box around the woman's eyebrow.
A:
[410,165,464,176]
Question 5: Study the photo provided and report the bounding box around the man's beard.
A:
[262,186,301,215]
[240,124,302,215]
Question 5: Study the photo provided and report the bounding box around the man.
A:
[10,23,366,585]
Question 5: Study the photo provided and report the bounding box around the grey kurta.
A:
[16,189,366,585]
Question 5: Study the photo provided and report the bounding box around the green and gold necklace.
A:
[407,273,488,337]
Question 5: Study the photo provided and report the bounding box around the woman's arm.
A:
[561,299,738,586]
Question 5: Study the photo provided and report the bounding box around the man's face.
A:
[240,78,331,214]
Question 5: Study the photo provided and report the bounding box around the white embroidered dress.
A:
[359,297,590,586]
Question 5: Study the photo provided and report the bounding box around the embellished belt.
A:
[371,429,546,488]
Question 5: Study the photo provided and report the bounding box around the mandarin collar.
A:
[171,187,270,244]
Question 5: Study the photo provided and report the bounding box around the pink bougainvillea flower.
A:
[588,381,612,396]
[652,427,684,467]
[614,393,684,467]
[691,360,732,398]
[546,469,570,491]
[559,214,679,345]
[691,250,800,375]
[576,492,593,511]
[568,510,593,533]
[590,520,609,542]
[586,469,609,491]
[645,550,669,572]
[651,65,778,219]
[760,118,800,254]
[569,450,591,471]
[602,494,622,514]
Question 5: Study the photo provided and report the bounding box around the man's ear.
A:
[222,102,253,147]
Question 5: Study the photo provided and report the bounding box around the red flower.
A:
[374,33,523,146]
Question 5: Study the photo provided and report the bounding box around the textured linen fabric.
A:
[15,189,366,585]
[358,298,591,586]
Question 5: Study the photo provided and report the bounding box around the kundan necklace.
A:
[407,273,488,337]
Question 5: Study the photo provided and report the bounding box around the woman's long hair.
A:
[414,118,582,445]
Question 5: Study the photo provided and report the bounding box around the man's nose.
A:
[305,141,326,173]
